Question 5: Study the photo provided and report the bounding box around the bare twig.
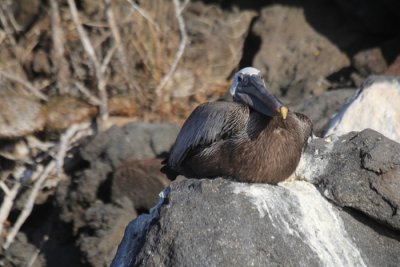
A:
[127,0,160,32]
[55,122,92,177]
[67,0,109,122]
[3,160,55,250]
[0,2,18,51]
[105,0,141,94]
[26,235,48,267]
[50,0,71,94]
[178,0,190,15]
[4,0,22,32]
[75,81,102,106]
[0,4,12,35]
[67,0,98,69]
[0,181,10,194]
[2,120,93,250]
[26,137,55,152]
[27,246,41,267]
[0,71,48,101]
[0,181,21,236]
[104,0,124,63]
[100,43,118,75]
[155,0,188,95]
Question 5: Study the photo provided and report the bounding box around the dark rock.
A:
[80,122,179,169]
[1,233,45,267]
[112,159,170,212]
[352,48,388,77]
[252,2,350,103]
[112,178,400,267]
[296,129,400,231]
[291,89,355,136]
[60,122,178,222]
[54,122,179,266]
[77,160,112,203]
[351,38,400,86]
[78,200,136,267]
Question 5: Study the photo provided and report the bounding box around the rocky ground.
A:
[0,0,399,266]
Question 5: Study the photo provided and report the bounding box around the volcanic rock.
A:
[112,159,170,212]
[252,3,350,103]
[296,129,400,231]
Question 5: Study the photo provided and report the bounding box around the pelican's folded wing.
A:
[168,101,249,168]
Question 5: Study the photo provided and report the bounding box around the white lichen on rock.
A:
[233,181,366,267]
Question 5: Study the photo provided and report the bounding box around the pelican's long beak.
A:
[279,106,288,120]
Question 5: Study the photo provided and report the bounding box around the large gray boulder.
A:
[112,177,400,267]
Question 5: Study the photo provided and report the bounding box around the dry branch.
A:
[27,246,41,267]
[55,122,92,177]
[155,0,188,96]
[3,160,55,249]
[0,3,12,35]
[127,0,160,32]
[75,81,102,106]
[0,1,18,51]
[50,0,71,94]
[67,0,109,122]
[2,122,93,250]
[0,71,48,101]
[104,0,125,64]
[105,0,141,94]
[178,0,190,15]
[2,0,21,33]
[6,11,22,33]
[100,43,118,75]
[0,181,21,237]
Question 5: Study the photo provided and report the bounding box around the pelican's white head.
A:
[230,67,261,96]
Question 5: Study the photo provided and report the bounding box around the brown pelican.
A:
[161,67,312,184]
